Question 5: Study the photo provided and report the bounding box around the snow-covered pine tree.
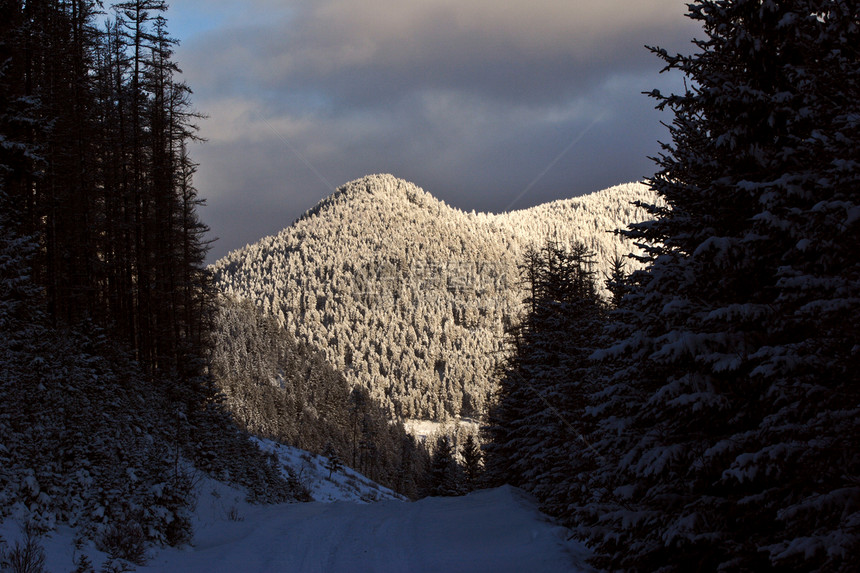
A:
[579,1,860,570]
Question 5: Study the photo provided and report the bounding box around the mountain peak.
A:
[338,173,445,209]
[342,173,413,195]
[296,174,441,225]
[213,177,658,421]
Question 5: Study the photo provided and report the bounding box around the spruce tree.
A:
[603,253,629,309]
[579,1,860,570]
[484,241,607,516]
[427,435,463,497]
[461,433,483,491]
[322,442,342,479]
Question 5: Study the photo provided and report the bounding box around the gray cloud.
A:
[171,1,699,262]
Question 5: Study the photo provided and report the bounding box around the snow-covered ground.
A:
[253,438,406,503]
[139,485,588,573]
[403,417,481,445]
[1,439,590,572]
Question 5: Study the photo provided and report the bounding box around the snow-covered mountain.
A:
[212,174,657,421]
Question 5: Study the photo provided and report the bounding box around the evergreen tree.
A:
[579,1,860,570]
[0,0,45,242]
[322,442,342,479]
[427,435,463,497]
[0,0,211,376]
[394,433,427,499]
[0,191,40,340]
[484,241,607,516]
[603,253,629,309]
[460,433,483,491]
[1,2,297,552]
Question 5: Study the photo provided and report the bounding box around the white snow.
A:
[138,485,588,573]
[2,439,589,572]
[252,438,406,503]
[403,417,481,445]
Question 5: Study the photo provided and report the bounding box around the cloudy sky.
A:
[166,1,701,262]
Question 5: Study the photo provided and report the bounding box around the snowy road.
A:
[140,485,589,572]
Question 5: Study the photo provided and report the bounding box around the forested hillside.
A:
[212,174,657,421]
[209,297,430,498]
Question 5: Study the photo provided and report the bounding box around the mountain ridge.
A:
[212,174,659,421]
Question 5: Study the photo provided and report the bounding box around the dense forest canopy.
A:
[212,174,658,421]
[208,296,432,499]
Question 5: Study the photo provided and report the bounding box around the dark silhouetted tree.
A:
[427,435,463,497]
[484,240,607,513]
[577,1,860,570]
[461,433,483,491]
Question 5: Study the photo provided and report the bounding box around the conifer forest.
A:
[1,1,858,571]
